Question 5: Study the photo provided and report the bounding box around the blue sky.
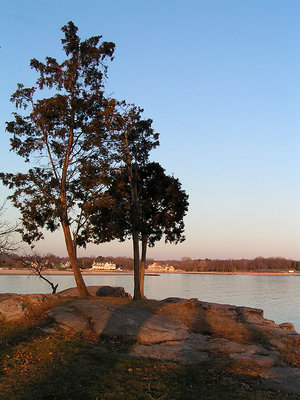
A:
[1,0,299,260]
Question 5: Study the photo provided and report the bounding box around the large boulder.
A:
[0,295,27,321]
[58,286,99,296]
[58,286,132,299]
[96,286,131,298]
[0,294,59,321]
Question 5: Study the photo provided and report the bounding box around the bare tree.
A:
[0,202,19,254]
[20,254,58,294]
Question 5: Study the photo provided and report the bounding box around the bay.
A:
[0,273,299,332]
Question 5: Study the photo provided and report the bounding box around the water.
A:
[1,273,299,332]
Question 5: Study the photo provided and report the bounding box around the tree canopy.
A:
[1,21,115,295]
[90,162,189,299]
[96,101,161,299]
[1,22,189,299]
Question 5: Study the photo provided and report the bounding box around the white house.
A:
[91,261,118,270]
[147,262,175,272]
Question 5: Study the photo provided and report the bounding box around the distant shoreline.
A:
[0,269,299,276]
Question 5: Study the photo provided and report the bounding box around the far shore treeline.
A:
[1,253,299,273]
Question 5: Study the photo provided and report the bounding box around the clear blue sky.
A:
[1,0,299,260]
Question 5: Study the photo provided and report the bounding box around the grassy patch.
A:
[0,318,298,400]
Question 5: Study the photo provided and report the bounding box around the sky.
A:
[0,0,299,260]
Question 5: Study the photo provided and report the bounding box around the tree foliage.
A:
[90,162,189,299]
[1,22,189,299]
[91,163,188,245]
[95,101,161,299]
[0,22,115,295]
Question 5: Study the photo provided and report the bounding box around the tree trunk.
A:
[62,221,89,296]
[36,271,58,294]
[123,128,145,300]
[132,230,144,300]
[129,168,145,300]
[139,235,148,298]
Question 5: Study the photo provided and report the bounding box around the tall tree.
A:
[0,22,115,295]
[89,102,160,299]
[136,163,189,295]
[90,162,189,299]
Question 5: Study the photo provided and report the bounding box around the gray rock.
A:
[58,286,99,296]
[132,339,210,364]
[48,304,90,331]
[279,322,295,331]
[230,353,281,369]
[162,297,199,305]
[48,300,190,344]
[0,297,26,321]
[3,293,300,397]
[211,339,270,357]
[260,367,300,396]
[0,294,57,321]
[96,286,132,298]
[58,285,132,299]
[236,306,277,327]
[269,339,287,350]
[132,333,212,363]
[161,297,277,328]
[187,333,212,351]
[42,327,58,334]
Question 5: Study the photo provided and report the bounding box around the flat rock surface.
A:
[48,300,190,344]
[1,291,299,396]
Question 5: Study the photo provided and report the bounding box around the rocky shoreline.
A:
[0,287,299,396]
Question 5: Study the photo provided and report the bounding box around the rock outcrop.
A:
[0,293,60,321]
[96,286,132,298]
[46,296,300,395]
[48,300,190,344]
[58,285,132,298]
[1,291,299,395]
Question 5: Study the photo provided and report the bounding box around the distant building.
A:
[91,261,118,270]
[147,262,175,272]
[60,261,71,269]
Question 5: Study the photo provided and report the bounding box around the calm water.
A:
[1,273,299,332]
